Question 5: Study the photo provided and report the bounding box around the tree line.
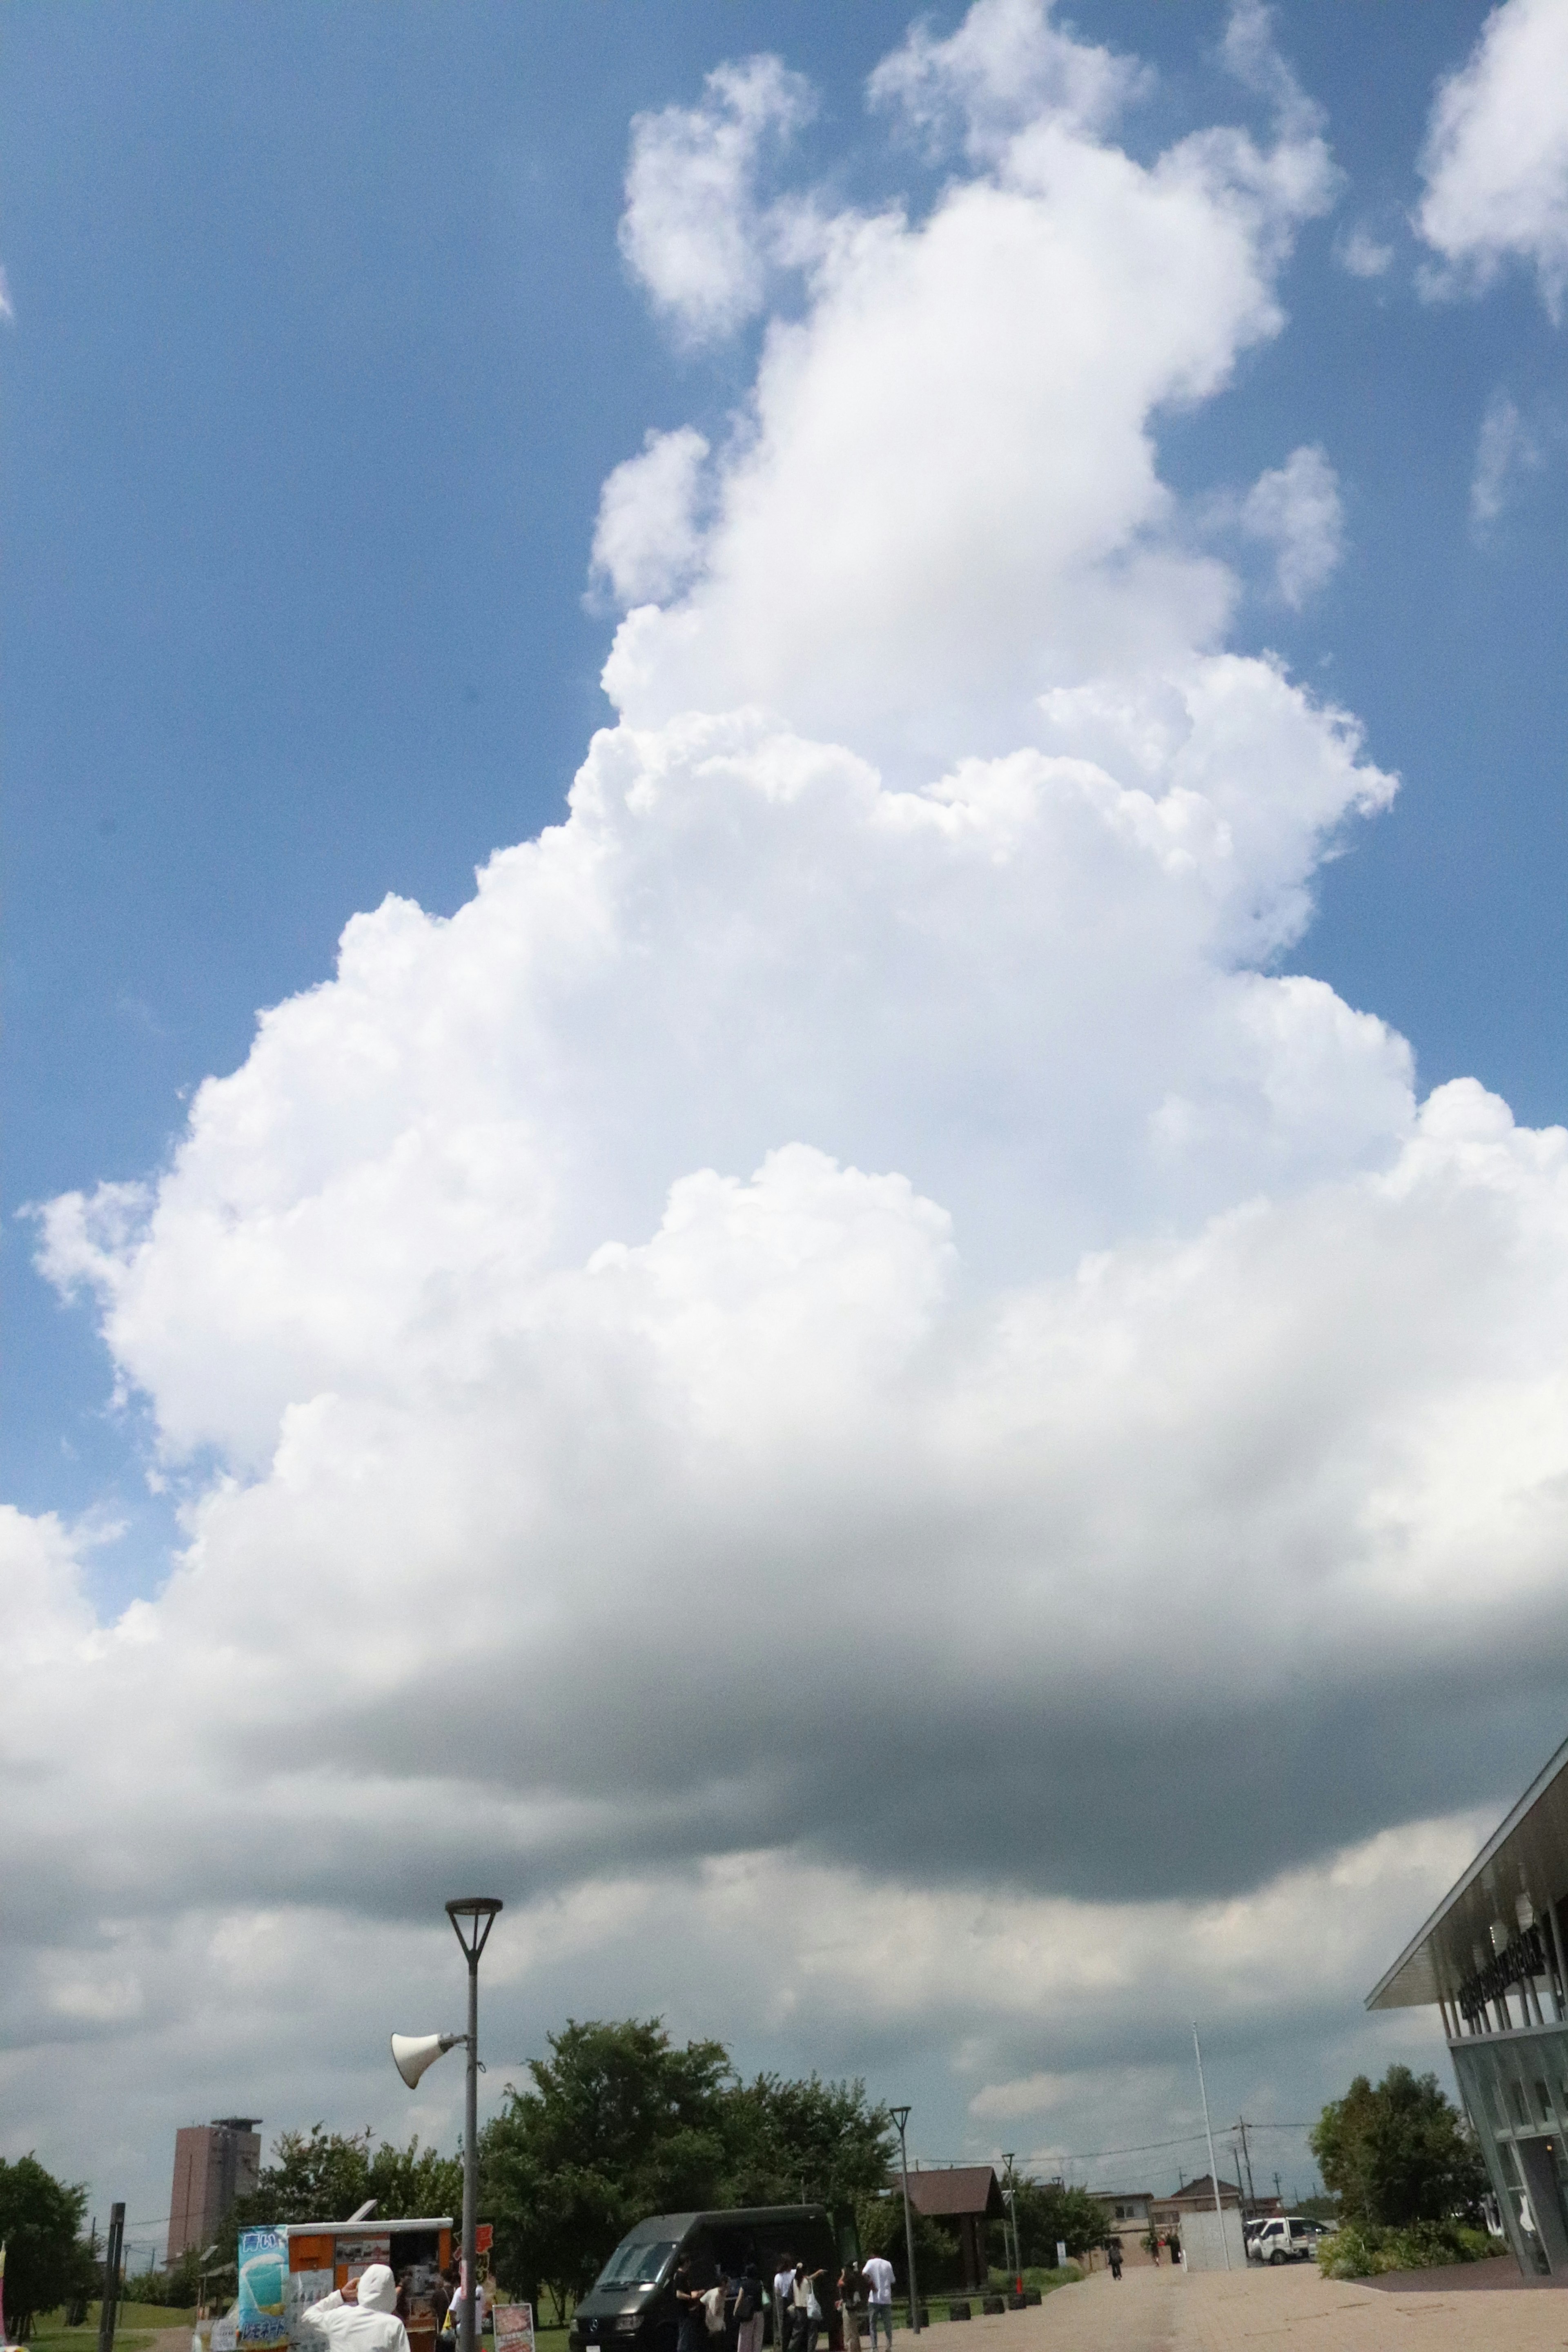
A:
[1,2040,1493,2341]
[222,2020,1110,2320]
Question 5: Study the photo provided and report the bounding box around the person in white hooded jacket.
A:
[301,2267,410,2352]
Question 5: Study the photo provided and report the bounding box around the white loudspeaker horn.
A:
[391,2031,462,2089]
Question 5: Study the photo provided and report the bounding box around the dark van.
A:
[570,2207,851,2352]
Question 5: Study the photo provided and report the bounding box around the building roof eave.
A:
[1365,1729,1568,2012]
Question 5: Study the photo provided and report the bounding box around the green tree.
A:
[1007,2181,1105,2266]
[1310,2067,1486,2227]
[222,2127,461,2275]
[0,2154,92,2340]
[480,2020,733,2321]
[853,2197,958,2291]
[721,2075,893,2213]
[480,2022,896,2319]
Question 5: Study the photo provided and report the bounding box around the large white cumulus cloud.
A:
[10,0,1565,2220]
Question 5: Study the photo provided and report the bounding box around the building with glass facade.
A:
[1368,1736,1568,2277]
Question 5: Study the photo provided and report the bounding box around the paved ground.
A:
[935,2261,1568,2351]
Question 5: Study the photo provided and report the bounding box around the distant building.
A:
[1149,2175,1280,2234]
[168,2118,262,2264]
[1085,2191,1154,2265]
[900,2166,1005,2292]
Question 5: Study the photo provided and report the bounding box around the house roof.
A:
[1085,2191,1152,2204]
[902,2167,1004,2220]
[1156,2176,1241,2207]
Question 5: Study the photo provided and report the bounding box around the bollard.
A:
[980,2301,1004,2318]
[947,2306,970,2324]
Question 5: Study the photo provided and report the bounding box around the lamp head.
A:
[391,2031,464,2089]
[889,2105,911,2132]
[445,1895,504,1963]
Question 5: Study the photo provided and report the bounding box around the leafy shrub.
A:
[1318,2219,1494,2278]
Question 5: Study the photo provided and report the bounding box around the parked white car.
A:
[1250,2216,1322,2265]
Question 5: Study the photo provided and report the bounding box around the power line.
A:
[915,2118,1317,2170]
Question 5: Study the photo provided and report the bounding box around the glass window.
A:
[595,2241,679,2291]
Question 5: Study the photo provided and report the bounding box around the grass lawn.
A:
[29,2304,198,2352]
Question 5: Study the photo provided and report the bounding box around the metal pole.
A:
[463,1945,479,2352]
[1237,2119,1257,2214]
[1001,2156,1017,2284]
[1192,2028,1229,2272]
[99,2203,126,2352]
[446,1899,502,2352]
[891,2109,920,2334]
[1545,1899,1568,2022]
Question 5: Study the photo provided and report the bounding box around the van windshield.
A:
[595,2241,678,2292]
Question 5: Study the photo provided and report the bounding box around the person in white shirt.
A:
[860,2258,895,2352]
[771,2262,796,2352]
[301,2267,410,2352]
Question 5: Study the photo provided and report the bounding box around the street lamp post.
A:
[889,2107,920,2337]
[392,1898,505,2352]
[448,1898,504,2352]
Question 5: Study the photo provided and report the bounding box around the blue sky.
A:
[6,0,1568,2243]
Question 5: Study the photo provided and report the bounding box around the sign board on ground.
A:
[492,2305,533,2352]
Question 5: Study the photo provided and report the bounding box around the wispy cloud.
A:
[1471,388,1548,534]
[1240,444,1345,605]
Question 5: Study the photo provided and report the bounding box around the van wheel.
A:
[1269,2250,1285,2266]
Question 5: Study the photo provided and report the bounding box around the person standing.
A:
[836,2263,860,2352]
[300,2267,409,2352]
[734,2263,764,2352]
[860,2256,894,2352]
[771,2259,797,2352]
[791,2265,824,2352]
[674,2258,706,2352]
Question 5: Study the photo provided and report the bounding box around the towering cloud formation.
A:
[11,0,1568,2209]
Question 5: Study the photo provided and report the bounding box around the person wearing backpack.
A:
[836,2264,860,2352]
[733,2263,764,2352]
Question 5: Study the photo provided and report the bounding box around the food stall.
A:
[229,2219,457,2352]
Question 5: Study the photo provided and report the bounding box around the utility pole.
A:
[1236,2119,1257,2214]
[98,2203,125,2352]
[1273,2172,1282,2208]
[1192,2027,1230,2272]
